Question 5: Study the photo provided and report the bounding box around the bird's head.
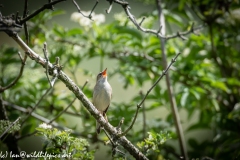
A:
[96,68,108,82]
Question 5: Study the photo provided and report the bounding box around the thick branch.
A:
[8,33,148,160]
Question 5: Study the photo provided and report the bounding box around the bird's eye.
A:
[97,73,102,80]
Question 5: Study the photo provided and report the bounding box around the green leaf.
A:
[114,26,142,40]
[211,99,220,111]
[181,89,189,107]
[210,81,230,93]
[190,89,200,100]
[187,122,210,131]
[67,28,83,36]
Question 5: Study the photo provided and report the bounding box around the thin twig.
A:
[47,57,62,87]
[23,0,29,44]
[116,117,124,133]
[103,128,115,146]
[21,88,52,125]
[106,0,113,14]
[0,117,21,139]
[20,0,66,24]
[105,117,125,145]
[0,52,27,93]
[119,53,181,137]
[72,0,99,19]
[140,91,146,139]
[18,51,24,63]
[43,42,52,87]
[48,80,88,124]
[139,17,146,27]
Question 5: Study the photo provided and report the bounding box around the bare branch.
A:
[139,17,146,27]
[119,53,181,137]
[106,0,114,14]
[17,51,24,63]
[72,0,99,19]
[23,0,29,44]
[20,0,66,24]
[43,42,52,87]
[0,52,27,93]
[140,91,146,139]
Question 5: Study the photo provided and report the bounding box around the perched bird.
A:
[93,68,112,134]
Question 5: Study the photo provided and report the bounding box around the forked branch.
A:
[119,53,181,137]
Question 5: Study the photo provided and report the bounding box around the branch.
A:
[119,53,181,137]
[72,0,99,19]
[43,42,53,87]
[7,33,148,160]
[23,0,29,44]
[140,91,146,139]
[0,52,27,93]
[156,0,188,159]
[106,0,114,14]
[112,0,204,40]
[20,0,66,24]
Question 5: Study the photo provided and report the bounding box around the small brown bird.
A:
[93,68,112,134]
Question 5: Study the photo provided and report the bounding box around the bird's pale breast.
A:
[93,81,112,112]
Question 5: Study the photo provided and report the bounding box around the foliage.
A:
[36,123,94,160]
[0,120,21,135]
[137,131,171,157]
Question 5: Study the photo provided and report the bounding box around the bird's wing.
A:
[103,105,109,115]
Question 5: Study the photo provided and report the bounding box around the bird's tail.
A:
[96,113,108,134]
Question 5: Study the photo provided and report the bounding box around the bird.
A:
[93,68,112,134]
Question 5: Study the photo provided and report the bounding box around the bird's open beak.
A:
[102,68,107,77]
